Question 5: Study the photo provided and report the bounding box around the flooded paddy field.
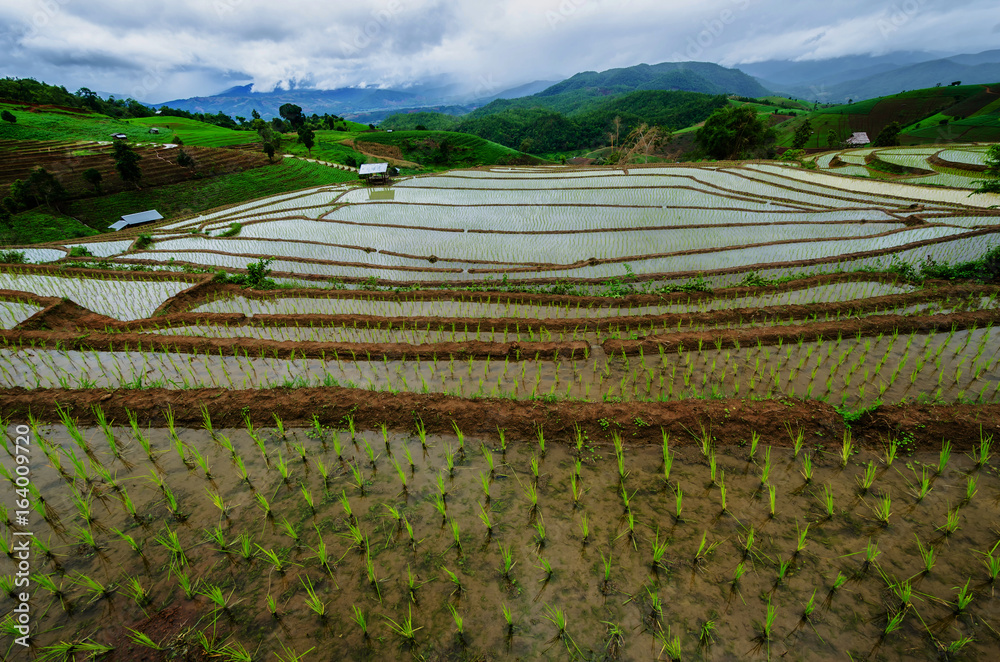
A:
[5,415,1000,661]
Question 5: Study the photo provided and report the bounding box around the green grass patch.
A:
[356,130,541,168]
[2,208,99,245]
[125,116,252,147]
[63,159,354,232]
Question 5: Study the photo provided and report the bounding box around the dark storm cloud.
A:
[0,0,996,102]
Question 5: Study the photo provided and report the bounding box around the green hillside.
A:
[353,131,543,167]
[467,61,768,119]
[378,112,461,131]
[773,84,1000,147]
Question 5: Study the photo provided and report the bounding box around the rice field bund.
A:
[3,157,1000,662]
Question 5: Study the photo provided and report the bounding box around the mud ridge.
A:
[3,387,997,452]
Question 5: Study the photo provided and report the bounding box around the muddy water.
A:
[8,422,999,660]
[142,293,995,344]
[3,328,999,407]
[192,282,916,319]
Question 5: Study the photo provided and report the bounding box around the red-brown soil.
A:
[2,386,996,452]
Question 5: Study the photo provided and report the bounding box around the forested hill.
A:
[382,90,729,153]
[467,61,769,118]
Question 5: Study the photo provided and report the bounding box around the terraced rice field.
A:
[810,143,993,191]
[3,161,1000,661]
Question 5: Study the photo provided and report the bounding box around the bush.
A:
[0,250,26,264]
[218,222,242,237]
[222,258,277,289]
[69,246,94,257]
[133,233,154,250]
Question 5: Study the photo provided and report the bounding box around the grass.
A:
[52,159,353,235]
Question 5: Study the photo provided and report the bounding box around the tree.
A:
[873,122,902,147]
[251,108,261,120]
[257,125,281,163]
[695,105,775,160]
[297,126,315,155]
[278,103,305,130]
[112,140,143,188]
[826,130,839,147]
[792,119,813,150]
[176,149,195,168]
[6,167,67,211]
[972,144,1000,196]
[1,110,15,124]
[82,168,103,194]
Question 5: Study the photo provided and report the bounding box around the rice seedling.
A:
[856,461,877,495]
[126,629,163,651]
[235,531,256,562]
[448,603,466,645]
[257,546,292,574]
[351,604,372,644]
[911,466,933,502]
[963,474,979,504]
[580,512,590,546]
[937,440,952,475]
[938,504,961,536]
[884,437,899,467]
[859,538,882,574]
[757,597,776,645]
[449,518,462,555]
[390,457,408,495]
[154,527,188,567]
[442,565,464,595]
[414,415,428,449]
[760,446,772,486]
[794,521,810,556]
[840,430,854,467]
[383,604,421,649]
[279,517,300,547]
[72,572,115,604]
[274,642,315,662]
[693,531,720,566]
[699,619,717,646]
[536,424,546,458]
[38,639,114,661]
[800,453,814,483]
[255,492,273,520]
[300,575,326,618]
[656,627,682,661]
[786,423,804,457]
[970,430,993,469]
[869,492,892,526]
[272,412,287,440]
[498,541,516,581]
[767,483,777,519]
[980,543,1000,583]
[111,527,143,555]
[479,471,491,504]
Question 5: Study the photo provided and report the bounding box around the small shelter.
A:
[846,132,870,146]
[110,132,128,140]
[109,210,163,232]
[148,128,160,134]
[359,162,390,184]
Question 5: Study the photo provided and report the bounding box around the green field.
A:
[356,130,542,167]
[3,159,356,243]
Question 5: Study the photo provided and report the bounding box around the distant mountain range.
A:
[154,50,1000,122]
[155,61,767,121]
[743,50,1000,103]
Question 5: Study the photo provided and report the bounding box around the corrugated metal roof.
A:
[120,210,163,224]
[846,132,870,145]
[108,220,128,231]
[359,162,389,175]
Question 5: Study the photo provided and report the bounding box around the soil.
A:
[3,386,997,452]
[102,603,210,662]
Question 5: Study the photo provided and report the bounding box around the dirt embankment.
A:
[2,387,996,452]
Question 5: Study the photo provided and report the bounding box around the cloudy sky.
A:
[2,0,998,101]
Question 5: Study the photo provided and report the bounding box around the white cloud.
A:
[0,0,995,101]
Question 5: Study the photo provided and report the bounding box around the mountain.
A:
[155,84,425,120]
[748,50,1000,103]
[468,61,768,119]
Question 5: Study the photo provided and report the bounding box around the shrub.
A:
[69,246,94,258]
[0,250,26,264]
[218,223,242,237]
